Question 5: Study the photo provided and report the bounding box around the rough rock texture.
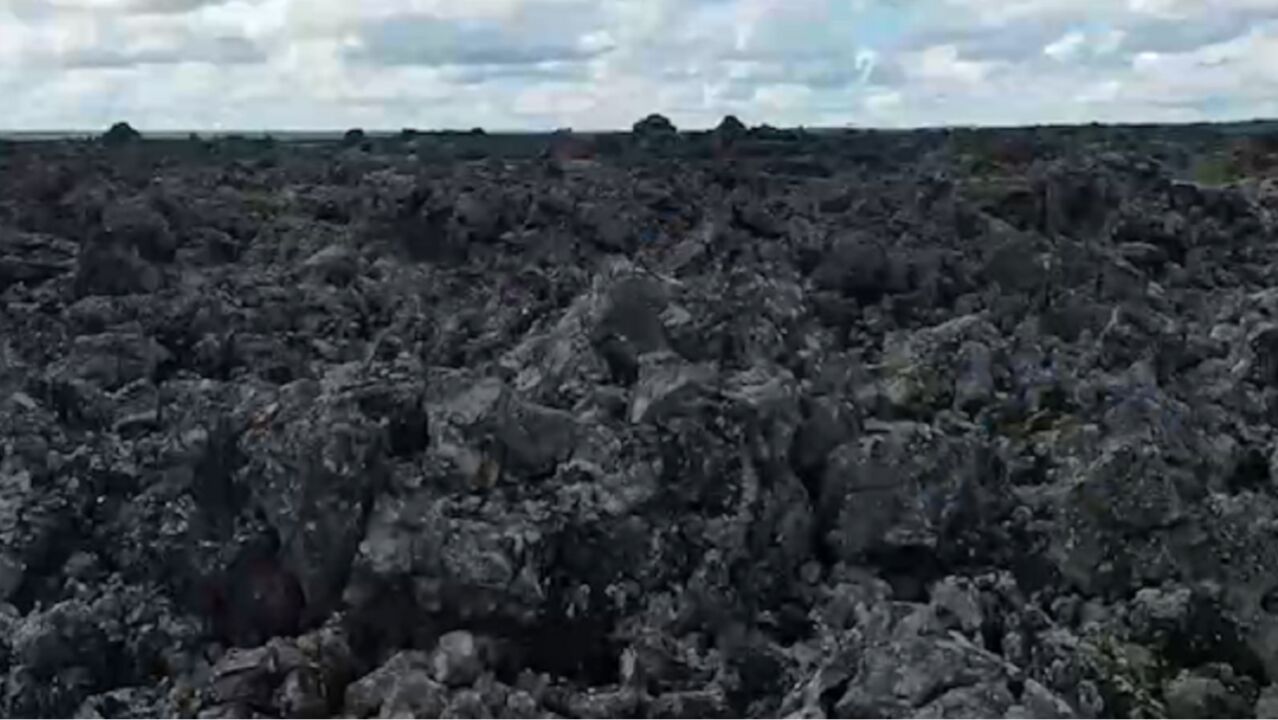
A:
[3,120,1278,717]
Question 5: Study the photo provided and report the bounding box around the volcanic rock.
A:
[2,119,1277,718]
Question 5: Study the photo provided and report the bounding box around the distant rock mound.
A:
[749,123,801,141]
[343,128,367,147]
[632,114,679,154]
[716,114,746,136]
[102,122,141,146]
[632,113,678,137]
[713,115,747,154]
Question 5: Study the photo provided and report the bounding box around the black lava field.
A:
[3,118,1278,717]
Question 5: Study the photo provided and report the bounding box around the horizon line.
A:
[3,116,1278,139]
[7,118,1278,135]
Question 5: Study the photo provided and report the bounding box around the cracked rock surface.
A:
[3,123,1278,717]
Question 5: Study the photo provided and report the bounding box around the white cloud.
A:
[1127,0,1193,17]
[939,0,1106,26]
[512,83,595,117]
[1044,28,1126,62]
[577,30,616,55]
[1096,29,1126,54]
[1044,31,1086,61]
[1075,79,1122,103]
[2,0,1278,130]
[29,0,241,14]
[865,89,903,113]
[906,44,996,84]
[754,83,812,112]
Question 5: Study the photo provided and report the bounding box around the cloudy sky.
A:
[2,0,1278,130]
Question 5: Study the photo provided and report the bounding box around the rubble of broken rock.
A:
[3,121,1278,718]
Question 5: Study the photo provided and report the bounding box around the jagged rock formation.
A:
[1,120,1278,717]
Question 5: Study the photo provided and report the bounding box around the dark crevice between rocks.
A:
[191,419,249,535]
[1164,593,1269,686]
[810,530,841,571]
[10,523,85,614]
[818,676,851,718]
[766,602,817,646]
[284,462,385,639]
[725,642,790,715]
[1228,446,1271,494]
[207,532,306,649]
[595,334,641,386]
[511,615,623,687]
[342,576,423,671]
[152,330,191,384]
[1007,675,1026,701]
[355,393,430,458]
[42,378,100,431]
[1007,534,1062,597]
[183,422,264,634]
[863,545,949,603]
[344,591,623,690]
[1009,451,1053,486]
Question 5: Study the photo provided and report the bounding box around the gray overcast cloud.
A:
[2,0,1278,130]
